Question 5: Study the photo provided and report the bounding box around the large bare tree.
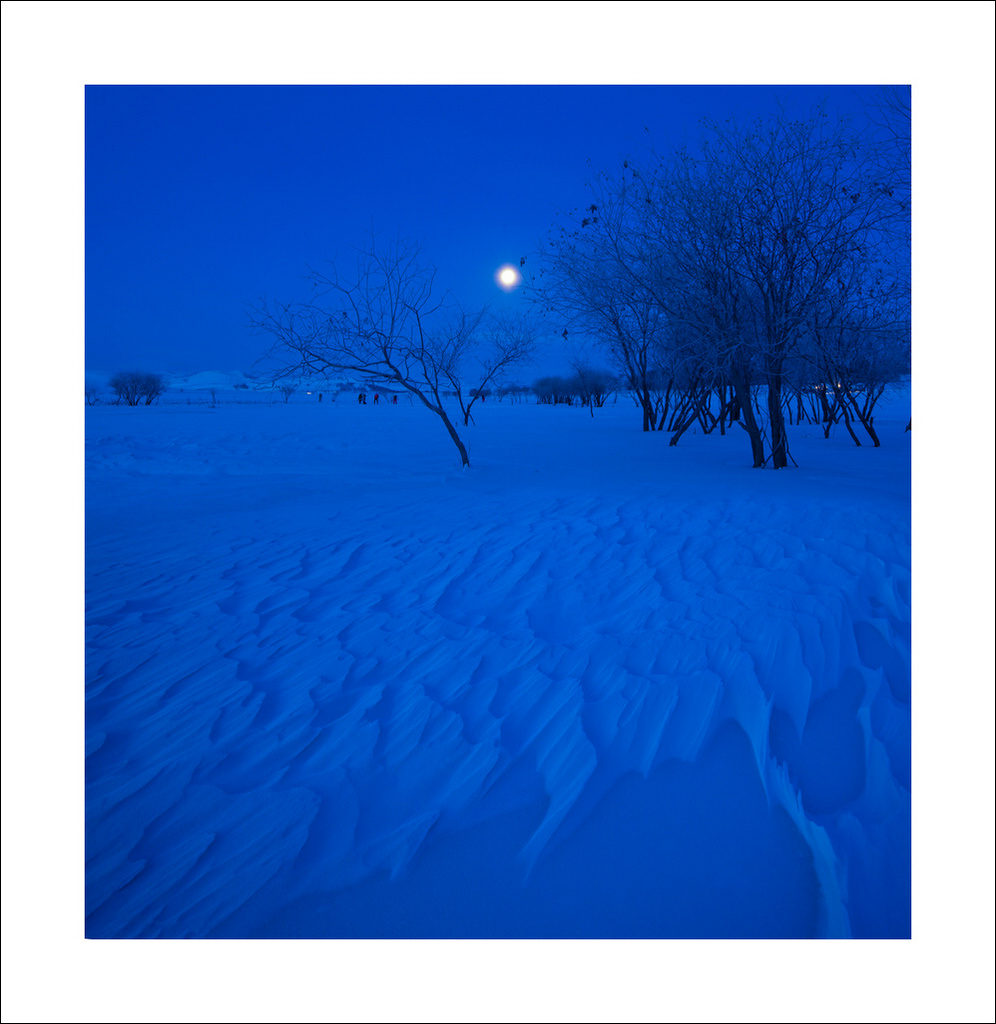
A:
[647,110,908,467]
[536,105,908,468]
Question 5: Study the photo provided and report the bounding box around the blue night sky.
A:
[85,83,885,377]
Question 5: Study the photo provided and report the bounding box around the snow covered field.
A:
[85,388,911,939]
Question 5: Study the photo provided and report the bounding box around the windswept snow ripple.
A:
[86,401,911,937]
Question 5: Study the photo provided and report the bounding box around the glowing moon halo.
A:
[495,264,522,291]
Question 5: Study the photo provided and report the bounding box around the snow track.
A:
[85,399,911,937]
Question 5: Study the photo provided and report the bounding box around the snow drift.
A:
[85,388,911,937]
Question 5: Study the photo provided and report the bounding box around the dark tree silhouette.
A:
[250,236,534,467]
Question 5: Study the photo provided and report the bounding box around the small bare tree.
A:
[109,371,167,406]
[251,237,533,467]
[109,371,141,406]
[570,359,616,416]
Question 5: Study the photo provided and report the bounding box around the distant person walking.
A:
[374,393,380,405]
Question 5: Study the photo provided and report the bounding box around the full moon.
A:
[495,264,522,291]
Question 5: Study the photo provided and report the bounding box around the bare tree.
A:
[109,371,167,406]
[109,372,141,406]
[143,373,167,405]
[251,237,532,467]
[533,169,669,432]
[534,102,908,469]
[803,267,910,446]
[532,375,578,406]
[639,110,907,467]
[628,152,770,463]
[570,359,617,416]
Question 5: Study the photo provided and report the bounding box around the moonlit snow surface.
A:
[85,390,910,939]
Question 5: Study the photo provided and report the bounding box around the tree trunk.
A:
[833,387,863,447]
[766,363,789,469]
[436,407,470,467]
[851,387,883,447]
[822,391,838,438]
[716,383,728,435]
[669,418,696,446]
[730,366,765,467]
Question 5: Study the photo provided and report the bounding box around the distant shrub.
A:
[533,375,578,406]
[109,371,168,406]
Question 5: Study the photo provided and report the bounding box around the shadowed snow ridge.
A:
[86,397,910,938]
